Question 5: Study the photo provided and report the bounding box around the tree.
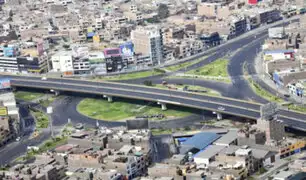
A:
[143,80,153,86]
[158,4,169,19]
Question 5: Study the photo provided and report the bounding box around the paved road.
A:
[3,77,306,130]
[9,78,261,119]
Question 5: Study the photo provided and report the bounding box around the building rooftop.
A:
[265,49,295,54]
[213,130,238,146]
[273,170,296,180]
[181,132,221,151]
[194,145,225,159]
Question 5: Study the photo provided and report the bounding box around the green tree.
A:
[143,80,153,86]
[158,4,169,19]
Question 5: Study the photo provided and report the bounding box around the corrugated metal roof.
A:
[194,145,225,159]
[181,132,221,150]
[214,130,238,146]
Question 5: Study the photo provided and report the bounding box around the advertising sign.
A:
[3,47,15,57]
[0,78,11,89]
[119,42,134,57]
[103,48,121,57]
[0,107,7,116]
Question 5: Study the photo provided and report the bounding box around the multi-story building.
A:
[131,25,164,65]
[162,26,185,44]
[51,51,73,74]
[256,117,285,145]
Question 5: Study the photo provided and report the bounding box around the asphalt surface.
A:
[9,79,261,119]
[0,16,303,166]
[4,77,306,129]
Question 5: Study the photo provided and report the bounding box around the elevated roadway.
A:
[4,75,306,130]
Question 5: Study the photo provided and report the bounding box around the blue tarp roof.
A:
[87,32,95,37]
[181,132,220,151]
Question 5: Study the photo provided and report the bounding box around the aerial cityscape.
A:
[0,0,306,179]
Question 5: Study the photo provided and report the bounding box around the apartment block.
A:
[131,26,164,65]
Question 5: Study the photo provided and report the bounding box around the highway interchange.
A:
[0,16,305,165]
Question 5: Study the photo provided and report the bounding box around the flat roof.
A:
[194,145,225,160]
[265,49,295,54]
[214,130,238,146]
[273,171,296,180]
[181,132,221,150]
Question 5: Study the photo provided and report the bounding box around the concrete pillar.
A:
[103,95,113,102]
[216,113,223,120]
[54,90,60,96]
[161,102,167,111]
[107,96,113,102]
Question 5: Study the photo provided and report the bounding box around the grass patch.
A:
[14,91,44,101]
[16,136,68,162]
[39,136,67,152]
[282,104,306,114]
[31,109,49,129]
[187,59,229,77]
[38,97,56,107]
[153,84,220,96]
[93,68,166,81]
[151,128,173,135]
[164,57,206,72]
[248,78,284,103]
[77,98,195,121]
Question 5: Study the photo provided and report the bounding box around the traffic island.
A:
[175,59,231,83]
[76,98,196,121]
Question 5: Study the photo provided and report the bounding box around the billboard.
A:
[0,107,8,116]
[126,119,149,130]
[3,46,16,57]
[103,48,121,57]
[119,42,134,57]
[0,78,11,89]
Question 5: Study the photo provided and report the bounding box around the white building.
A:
[51,51,73,73]
[131,26,164,65]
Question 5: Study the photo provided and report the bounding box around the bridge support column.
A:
[216,113,223,120]
[157,102,167,111]
[103,95,113,102]
[50,89,60,96]
[107,96,113,102]
[54,90,60,96]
